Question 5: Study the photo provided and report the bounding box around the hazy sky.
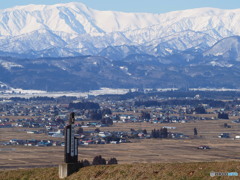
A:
[0,0,240,13]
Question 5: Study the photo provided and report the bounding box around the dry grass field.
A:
[1,118,240,170]
[1,161,240,180]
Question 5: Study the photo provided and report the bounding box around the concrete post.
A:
[59,163,82,179]
[59,112,81,179]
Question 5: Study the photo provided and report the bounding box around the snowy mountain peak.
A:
[3,2,89,12]
[0,3,240,57]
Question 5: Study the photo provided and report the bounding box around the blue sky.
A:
[1,0,240,13]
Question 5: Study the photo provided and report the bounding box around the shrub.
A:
[92,155,106,165]
[108,158,118,165]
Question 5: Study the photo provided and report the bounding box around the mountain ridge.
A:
[0,3,240,91]
[0,3,240,57]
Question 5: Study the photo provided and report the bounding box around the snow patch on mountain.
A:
[0,60,23,70]
[210,61,233,67]
[204,36,240,61]
[0,81,10,89]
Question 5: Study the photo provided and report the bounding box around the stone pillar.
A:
[59,163,82,179]
[64,124,78,163]
[59,112,81,179]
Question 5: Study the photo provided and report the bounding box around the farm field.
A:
[1,119,240,169]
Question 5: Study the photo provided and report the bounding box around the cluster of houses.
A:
[1,122,192,147]
[1,95,240,147]
[2,130,130,147]
[3,139,64,147]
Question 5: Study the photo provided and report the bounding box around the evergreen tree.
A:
[76,127,83,134]
[218,112,229,119]
[151,128,168,138]
[141,111,151,119]
[142,129,147,135]
[194,105,206,114]
[101,117,113,125]
[92,155,106,165]
[223,123,231,128]
[102,108,112,116]
[95,128,100,133]
[194,128,198,136]
[161,128,168,138]
[81,159,90,167]
[108,158,118,165]
[90,110,102,120]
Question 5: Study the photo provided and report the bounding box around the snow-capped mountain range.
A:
[1,3,240,91]
[0,2,240,57]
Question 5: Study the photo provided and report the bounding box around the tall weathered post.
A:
[65,112,78,163]
[59,112,81,179]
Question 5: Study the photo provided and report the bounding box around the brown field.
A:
[1,161,240,180]
[1,118,240,169]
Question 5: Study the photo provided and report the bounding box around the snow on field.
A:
[0,88,130,98]
[1,87,240,99]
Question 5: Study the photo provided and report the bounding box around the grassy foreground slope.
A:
[0,161,240,180]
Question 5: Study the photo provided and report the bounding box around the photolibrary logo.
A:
[210,172,215,177]
[210,171,238,177]
[228,172,239,176]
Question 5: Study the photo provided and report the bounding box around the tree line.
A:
[80,156,118,167]
[151,128,168,138]
[135,99,226,108]
[69,102,100,110]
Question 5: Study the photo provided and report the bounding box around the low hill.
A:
[0,161,239,180]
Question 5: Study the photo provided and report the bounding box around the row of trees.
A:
[218,112,229,119]
[69,102,100,110]
[88,109,112,120]
[152,127,199,138]
[101,117,113,125]
[194,106,206,114]
[80,156,118,167]
[151,128,168,138]
[92,156,118,165]
[135,99,226,108]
